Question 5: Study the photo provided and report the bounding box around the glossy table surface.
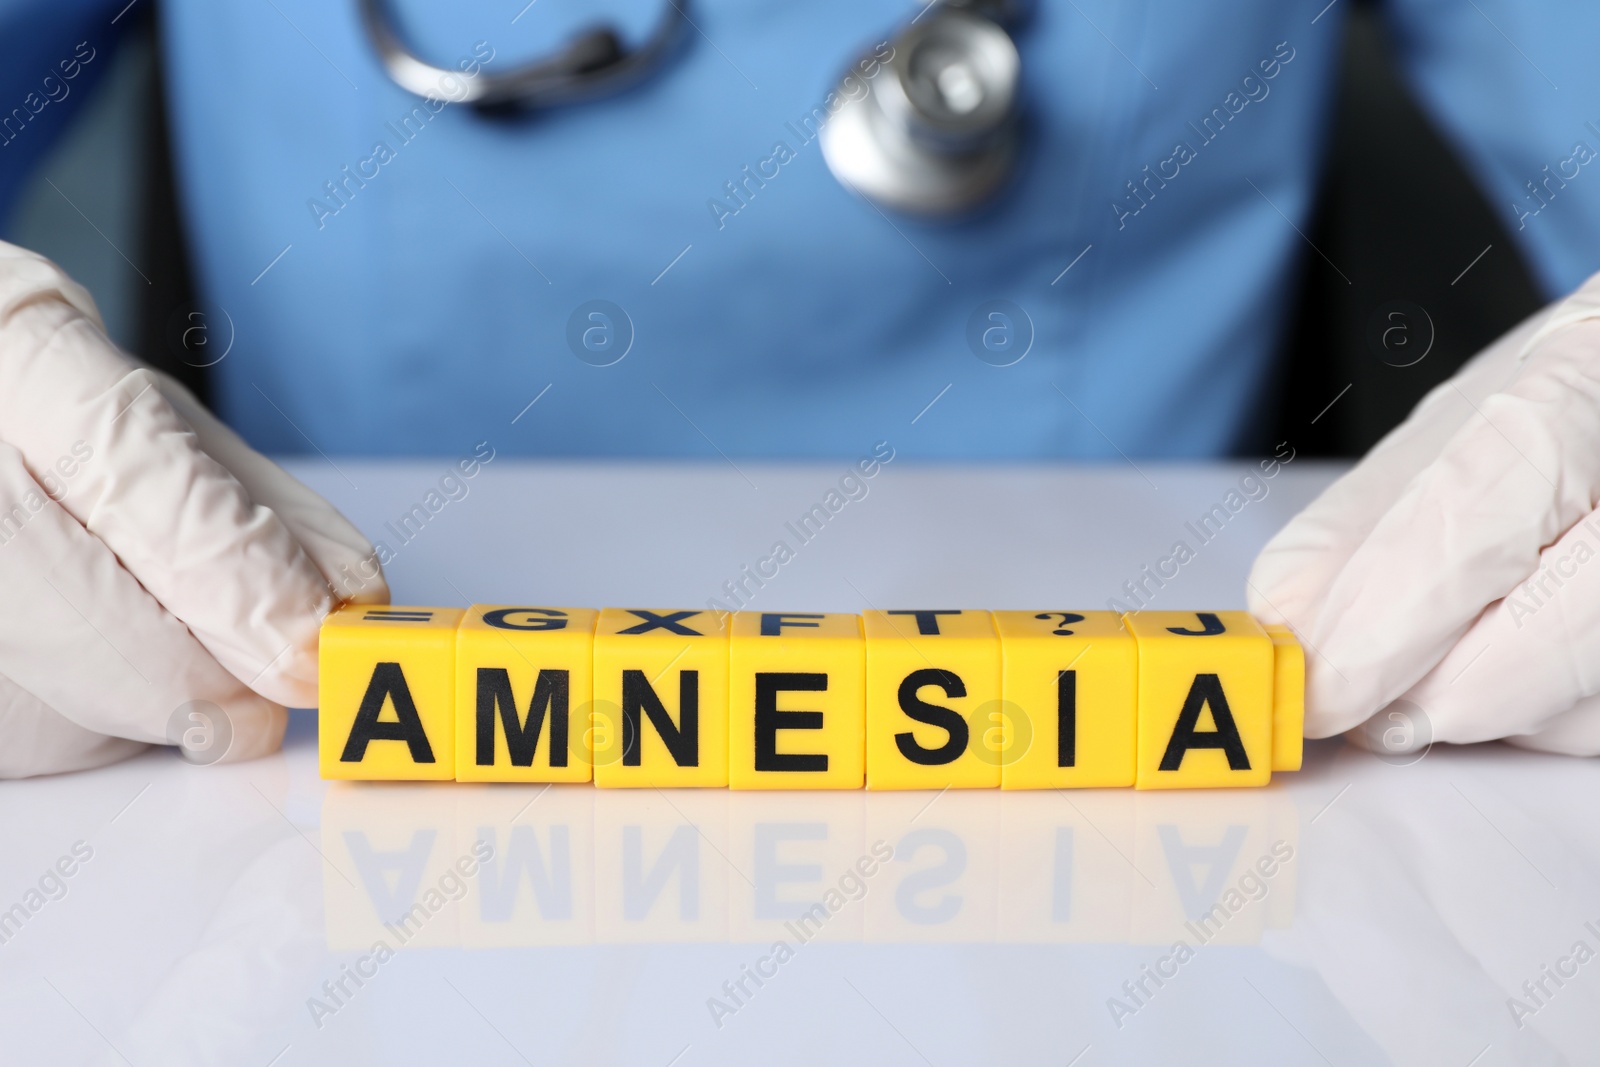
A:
[3,459,1597,1066]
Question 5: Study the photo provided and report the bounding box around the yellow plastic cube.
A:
[1264,624,1305,772]
[592,608,730,788]
[728,612,865,790]
[1125,611,1274,789]
[319,605,463,781]
[863,610,1001,790]
[993,611,1137,789]
[455,606,597,783]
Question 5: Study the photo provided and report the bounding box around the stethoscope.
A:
[357,0,1027,215]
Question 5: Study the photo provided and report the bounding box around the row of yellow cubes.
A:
[318,606,1303,789]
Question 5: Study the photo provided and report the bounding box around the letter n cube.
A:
[592,609,729,787]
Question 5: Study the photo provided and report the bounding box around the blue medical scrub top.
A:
[4,0,1600,458]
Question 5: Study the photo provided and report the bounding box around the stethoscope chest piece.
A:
[822,3,1022,216]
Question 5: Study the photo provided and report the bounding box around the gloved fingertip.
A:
[1504,703,1600,757]
[0,736,149,779]
[1244,584,1285,625]
[247,645,318,709]
[167,695,286,766]
[220,703,288,764]
[1302,666,1379,740]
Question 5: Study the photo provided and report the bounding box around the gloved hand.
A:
[0,242,387,777]
[1248,268,1600,755]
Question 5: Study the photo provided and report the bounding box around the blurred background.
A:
[0,0,1550,458]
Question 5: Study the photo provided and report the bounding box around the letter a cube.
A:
[319,605,465,781]
[1124,611,1274,789]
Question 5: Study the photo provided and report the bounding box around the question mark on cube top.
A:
[1034,612,1086,635]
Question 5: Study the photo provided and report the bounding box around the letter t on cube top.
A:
[864,610,1001,790]
[592,609,730,787]
[319,605,465,781]
[455,606,597,783]
[729,612,865,789]
[1124,611,1274,789]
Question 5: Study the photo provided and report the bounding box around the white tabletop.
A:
[3,459,1595,1066]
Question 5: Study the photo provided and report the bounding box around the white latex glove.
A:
[1249,268,1600,755]
[0,242,387,777]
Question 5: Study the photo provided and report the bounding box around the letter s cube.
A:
[319,606,464,781]
[863,610,1001,790]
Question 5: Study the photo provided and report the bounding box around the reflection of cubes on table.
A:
[724,791,867,943]
[319,606,463,781]
[319,782,465,949]
[592,789,730,942]
[592,609,730,788]
[455,784,596,948]
[996,790,1135,944]
[1130,788,1299,946]
[454,606,596,783]
[863,610,1002,790]
[728,612,865,790]
[994,610,1138,789]
[1125,611,1275,789]
[862,790,999,942]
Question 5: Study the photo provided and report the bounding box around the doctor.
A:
[1,0,1599,774]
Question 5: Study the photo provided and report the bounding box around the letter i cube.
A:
[993,611,1137,788]
[455,606,597,782]
[592,609,730,787]
[863,610,1001,790]
[319,605,464,781]
[1124,611,1274,789]
[728,612,865,789]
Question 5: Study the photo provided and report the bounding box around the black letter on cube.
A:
[340,662,436,763]
[1057,669,1077,768]
[1158,673,1251,771]
[476,667,569,767]
[754,672,828,772]
[621,669,700,766]
[895,668,969,765]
